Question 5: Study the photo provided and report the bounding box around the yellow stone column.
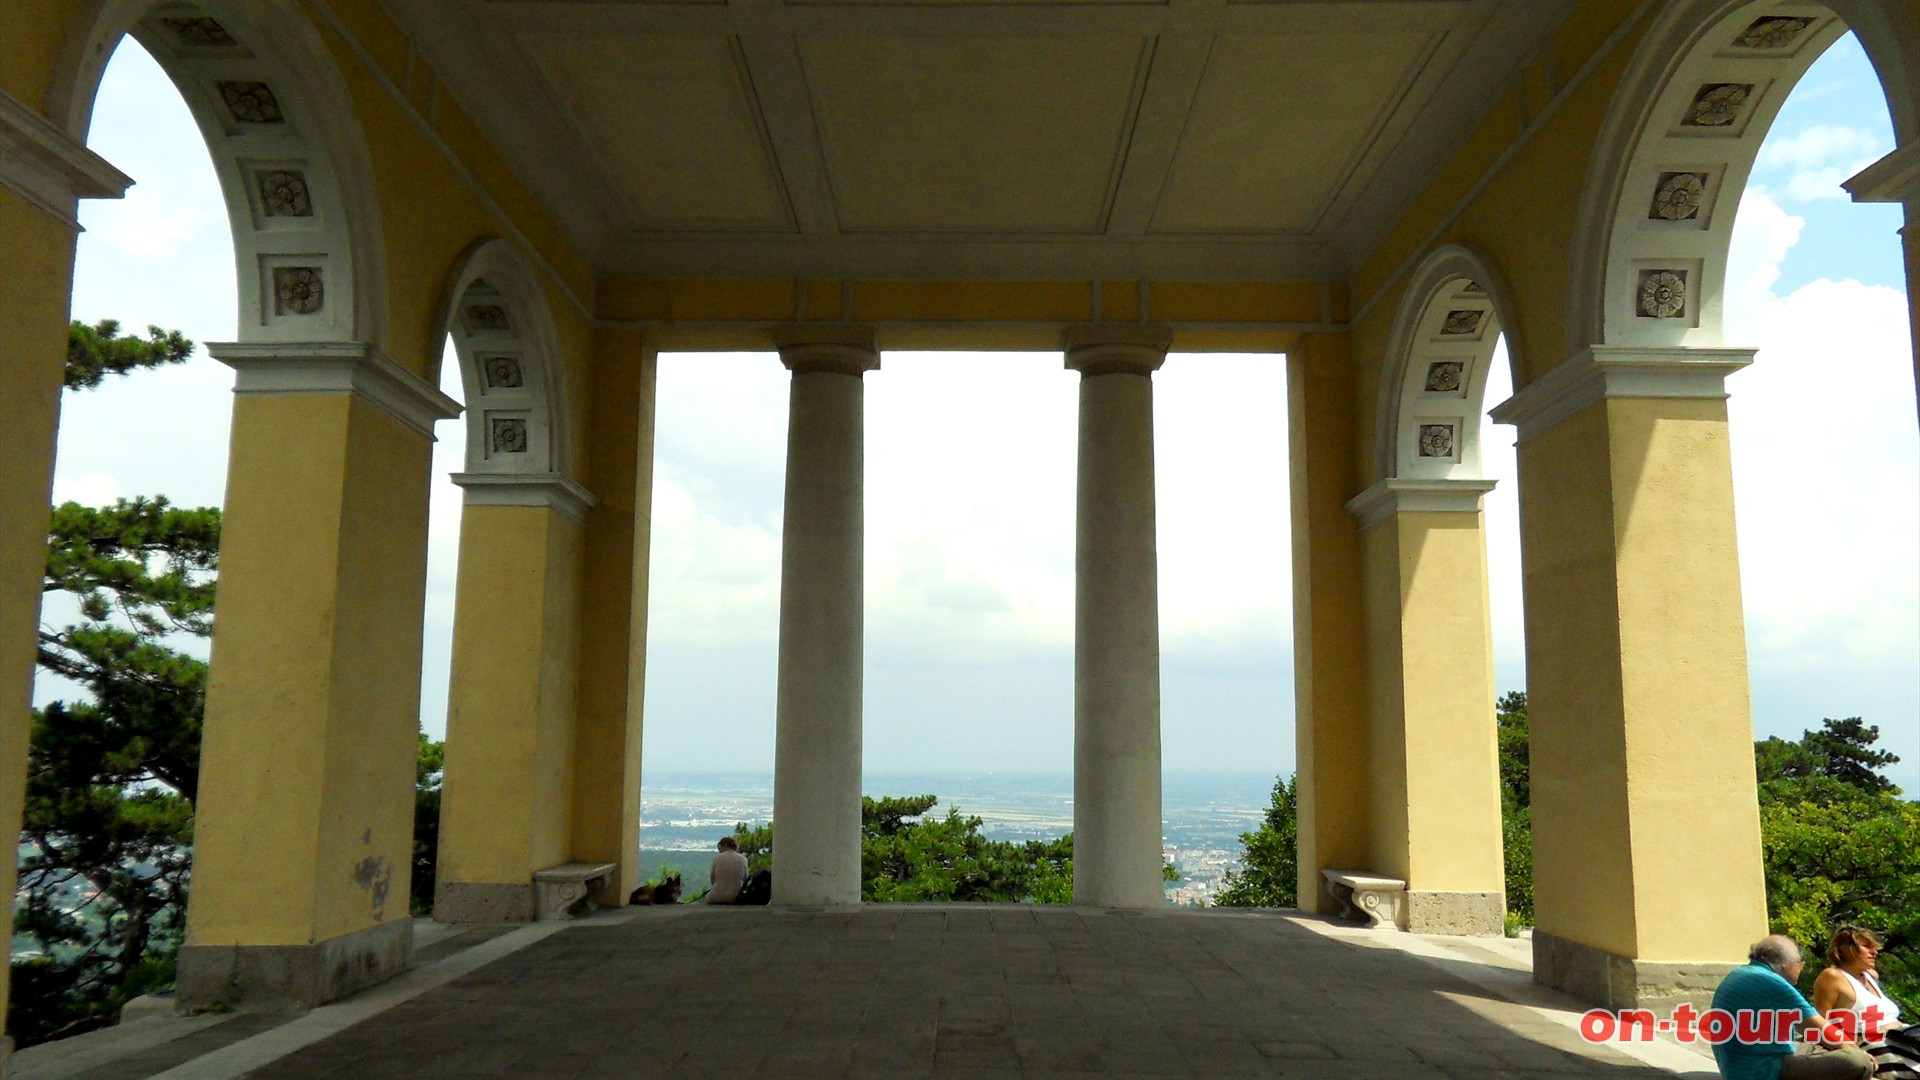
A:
[1347,479,1505,934]
[1286,332,1371,914]
[0,93,132,1061]
[569,328,657,904]
[1066,325,1169,909]
[433,476,593,922]
[178,343,458,1011]
[771,327,878,907]
[1491,347,1768,1009]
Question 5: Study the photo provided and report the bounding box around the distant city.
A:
[638,771,1280,905]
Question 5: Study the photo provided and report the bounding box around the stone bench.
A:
[1320,869,1407,930]
[533,862,617,921]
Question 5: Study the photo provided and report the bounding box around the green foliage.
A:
[12,496,217,1047]
[1494,692,1533,926]
[1213,775,1298,908]
[1754,718,1917,1004]
[730,795,1078,903]
[411,737,446,916]
[64,320,192,392]
[860,795,1074,903]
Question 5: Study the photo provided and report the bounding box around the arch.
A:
[1567,0,1920,358]
[52,0,387,348]
[435,237,577,485]
[1373,242,1524,483]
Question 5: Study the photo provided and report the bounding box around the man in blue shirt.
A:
[1711,935,1875,1079]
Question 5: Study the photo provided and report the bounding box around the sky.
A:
[41,33,1919,792]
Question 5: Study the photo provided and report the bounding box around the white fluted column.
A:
[1067,326,1170,909]
[771,328,878,906]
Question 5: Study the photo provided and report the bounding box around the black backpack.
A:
[736,869,772,906]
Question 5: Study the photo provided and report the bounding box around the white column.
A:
[1067,326,1170,908]
[771,328,878,906]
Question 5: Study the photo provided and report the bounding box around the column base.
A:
[1406,891,1504,936]
[176,918,412,1012]
[434,881,535,923]
[1533,929,1739,1010]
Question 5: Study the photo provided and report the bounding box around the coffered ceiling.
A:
[385,0,1577,282]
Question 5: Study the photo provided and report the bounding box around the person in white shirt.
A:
[705,835,750,904]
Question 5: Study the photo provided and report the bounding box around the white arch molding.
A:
[436,237,593,520]
[1372,242,1523,486]
[1567,0,1920,356]
[51,0,388,350]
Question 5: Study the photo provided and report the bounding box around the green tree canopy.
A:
[1213,775,1298,908]
[64,320,192,392]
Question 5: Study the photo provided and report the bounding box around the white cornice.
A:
[1487,345,1753,442]
[209,341,463,439]
[1845,143,1920,203]
[449,473,597,523]
[0,89,131,228]
[1345,478,1498,531]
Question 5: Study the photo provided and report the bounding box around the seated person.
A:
[1814,925,1915,1079]
[705,835,749,905]
[1712,935,1874,1080]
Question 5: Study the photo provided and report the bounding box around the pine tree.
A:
[9,327,211,1048]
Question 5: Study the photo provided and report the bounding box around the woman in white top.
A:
[1814,925,1916,1079]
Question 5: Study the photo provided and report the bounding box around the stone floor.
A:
[14,906,1721,1080]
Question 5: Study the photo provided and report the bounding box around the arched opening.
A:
[1515,0,1919,1003]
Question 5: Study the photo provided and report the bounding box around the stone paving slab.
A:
[221,907,1682,1080]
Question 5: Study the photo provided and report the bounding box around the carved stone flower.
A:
[490,418,529,454]
[1442,309,1485,336]
[485,356,524,389]
[259,170,313,217]
[219,81,284,124]
[1418,424,1456,458]
[1638,270,1687,319]
[1425,362,1464,393]
[1738,16,1812,50]
[1686,84,1751,127]
[1650,172,1707,221]
[273,267,324,315]
[162,17,236,48]
[467,305,510,331]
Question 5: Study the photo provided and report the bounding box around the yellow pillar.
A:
[0,94,132,1060]
[1492,347,1768,1009]
[1286,332,1371,913]
[1348,479,1505,934]
[433,478,592,922]
[568,328,657,904]
[177,343,458,1011]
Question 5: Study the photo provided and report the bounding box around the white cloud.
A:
[1728,276,1919,674]
[1724,189,1804,331]
[1754,124,1890,201]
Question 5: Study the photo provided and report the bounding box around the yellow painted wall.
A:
[437,505,584,885]
[1516,400,1637,957]
[1392,511,1504,892]
[0,191,82,1026]
[1607,396,1768,959]
[1359,519,1411,880]
[569,327,658,901]
[1518,396,1767,962]
[1286,333,1372,911]
[187,394,431,946]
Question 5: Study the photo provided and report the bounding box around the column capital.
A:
[1345,478,1498,531]
[1064,325,1172,377]
[0,89,131,228]
[449,472,597,524]
[1488,345,1753,442]
[209,341,463,439]
[774,326,879,376]
[1844,141,1920,203]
